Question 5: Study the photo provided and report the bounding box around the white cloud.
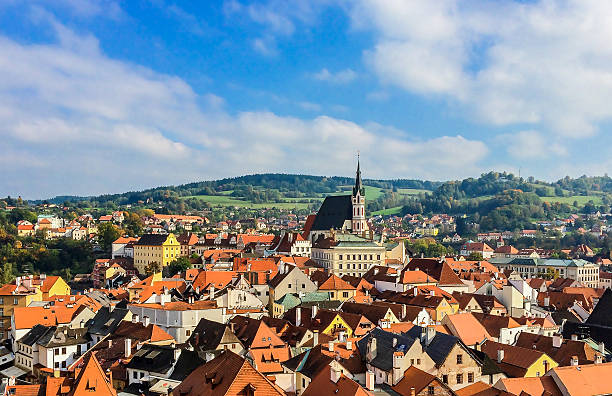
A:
[351,0,612,138]
[500,130,567,160]
[313,68,358,84]
[0,19,489,198]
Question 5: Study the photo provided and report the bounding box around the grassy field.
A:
[398,188,429,196]
[372,206,403,216]
[181,194,313,209]
[541,195,603,206]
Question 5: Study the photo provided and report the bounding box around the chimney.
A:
[571,334,578,341]
[413,288,418,297]
[313,330,319,346]
[596,353,603,364]
[296,307,302,327]
[410,387,416,396]
[124,338,131,358]
[570,356,579,366]
[330,364,341,383]
[311,305,318,319]
[174,348,181,361]
[392,352,403,385]
[599,342,606,353]
[552,335,562,348]
[401,304,407,320]
[143,316,150,327]
[346,340,352,350]
[328,341,334,352]
[339,331,346,342]
[132,314,139,324]
[108,339,112,349]
[368,337,377,361]
[209,285,215,300]
[544,297,550,306]
[497,349,504,363]
[365,370,375,391]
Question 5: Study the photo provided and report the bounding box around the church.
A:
[305,158,371,242]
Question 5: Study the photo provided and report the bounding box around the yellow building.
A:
[316,274,357,302]
[133,234,180,274]
[482,341,558,378]
[0,278,44,340]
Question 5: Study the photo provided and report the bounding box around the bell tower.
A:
[352,154,367,234]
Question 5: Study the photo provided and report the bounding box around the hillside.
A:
[20,173,612,229]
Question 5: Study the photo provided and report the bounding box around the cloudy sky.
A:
[2,0,612,199]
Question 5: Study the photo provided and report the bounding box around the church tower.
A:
[351,155,368,234]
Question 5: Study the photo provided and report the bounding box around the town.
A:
[0,162,610,396]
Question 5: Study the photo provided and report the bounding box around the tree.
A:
[166,257,192,277]
[97,222,120,252]
[145,261,161,275]
[0,262,15,284]
[467,252,484,261]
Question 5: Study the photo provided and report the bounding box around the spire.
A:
[353,153,364,197]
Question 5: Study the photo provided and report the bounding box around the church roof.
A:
[310,195,353,231]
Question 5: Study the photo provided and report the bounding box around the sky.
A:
[2,0,612,199]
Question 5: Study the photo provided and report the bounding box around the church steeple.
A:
[351,153,367,235]
[353,153,364,197]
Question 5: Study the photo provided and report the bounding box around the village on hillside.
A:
[0,162,611,396]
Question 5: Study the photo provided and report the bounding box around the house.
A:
[391,365,456,396]
[311,272,357,301]
[514,332,604,366]
[461,242,494,259]
[9,354,117,396]
[269,264,318,314]
[341,302,400,328]
[302,364,372,396]
[358,326,483,390]
[170,350,286,396]
[228,316,291,374]
[481,340,558,378]
[442,313,492,347]
[177,232,199,257]
[187,318,245,360]
[403,258,468,293]
[283,306,373,338]
[15,325,91,373]
[128,300,223,343]
[111,236,139,259]
[269,232,312,257]
[133,233,181,274]
[125,344,180,386]
[283,342,366,395]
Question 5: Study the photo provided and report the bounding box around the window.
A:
[287,284,291,289]
[456,374,463,384]
[442,375,448,384]
[417,359,421,365]
[54,348,59,356]
[0,298,3,304]
[377,255,381,260]
[140,372,144,378]
[302,283,305,289]
[342,292,349,298]
[13,298,18,305]
[428,386,435,395]
[55,362,59,369]
[410,359,414,365]
[339,255,343,260]
[186,330,191,336]
[456,354,463,364]
[468,372,474,383]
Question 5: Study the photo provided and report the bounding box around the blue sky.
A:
[2,0,612,199]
